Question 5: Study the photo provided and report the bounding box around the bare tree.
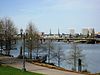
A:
[0,19,3,54]
[41,40,54,63]
[25,22,40,60]
[42,41,66,66]
[0,17,17,55]
[52,42,65,67]
[35,33,41,57]
[67,43,85,71]
[0,19,3,31]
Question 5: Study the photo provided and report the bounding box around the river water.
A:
[10,40,100,73]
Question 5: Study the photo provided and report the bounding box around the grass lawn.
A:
[0,65,44,75]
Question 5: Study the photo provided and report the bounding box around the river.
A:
[10,40,100,73]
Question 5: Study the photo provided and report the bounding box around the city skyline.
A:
[0,0,100,33]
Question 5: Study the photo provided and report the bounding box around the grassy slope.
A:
[0,65,43,75]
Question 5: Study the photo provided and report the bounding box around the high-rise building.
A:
[82,28,89,36]
[69,29,75,35]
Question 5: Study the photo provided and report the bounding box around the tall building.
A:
[82,28,89,36]
[69,29,75,35]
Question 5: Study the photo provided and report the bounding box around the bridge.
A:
[40,37,100,44]
[16,34,100,44]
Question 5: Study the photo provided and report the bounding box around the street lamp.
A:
[22,33,26,71]
[18,29,23,58]
[20,28,26,71]
[29,37,32,60]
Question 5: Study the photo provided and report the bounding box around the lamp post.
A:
[29,37,32,60]
[20,28,26,71]
[22,33,26,71]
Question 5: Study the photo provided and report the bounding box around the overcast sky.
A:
[0,0,100,34]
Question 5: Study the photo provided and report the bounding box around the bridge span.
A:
[40,37,100,43]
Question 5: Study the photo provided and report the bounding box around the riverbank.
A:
[0,55,85,75]
[0,55,100,75]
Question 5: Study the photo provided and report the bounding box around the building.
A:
[69,29,75,35]
[82,28,95,38]
[82,28,89,36]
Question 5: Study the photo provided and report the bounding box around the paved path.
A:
[8,61,85,75]
[0,56,85,75]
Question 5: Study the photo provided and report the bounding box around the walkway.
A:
[0,56,85,75]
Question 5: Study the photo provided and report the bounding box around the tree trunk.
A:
[20,46,22,56]
[30,49,32,60]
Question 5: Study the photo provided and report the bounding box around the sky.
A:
[0,0,100,34]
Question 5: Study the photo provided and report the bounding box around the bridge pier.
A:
[40,39,43,44]
[51,39,52,42]
[43,39,45,42]
[58,39,59,42]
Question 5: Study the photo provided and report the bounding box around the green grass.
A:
[0,65,44,75]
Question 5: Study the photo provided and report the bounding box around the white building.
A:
[69,29,75,35]
[82,28,89,35]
